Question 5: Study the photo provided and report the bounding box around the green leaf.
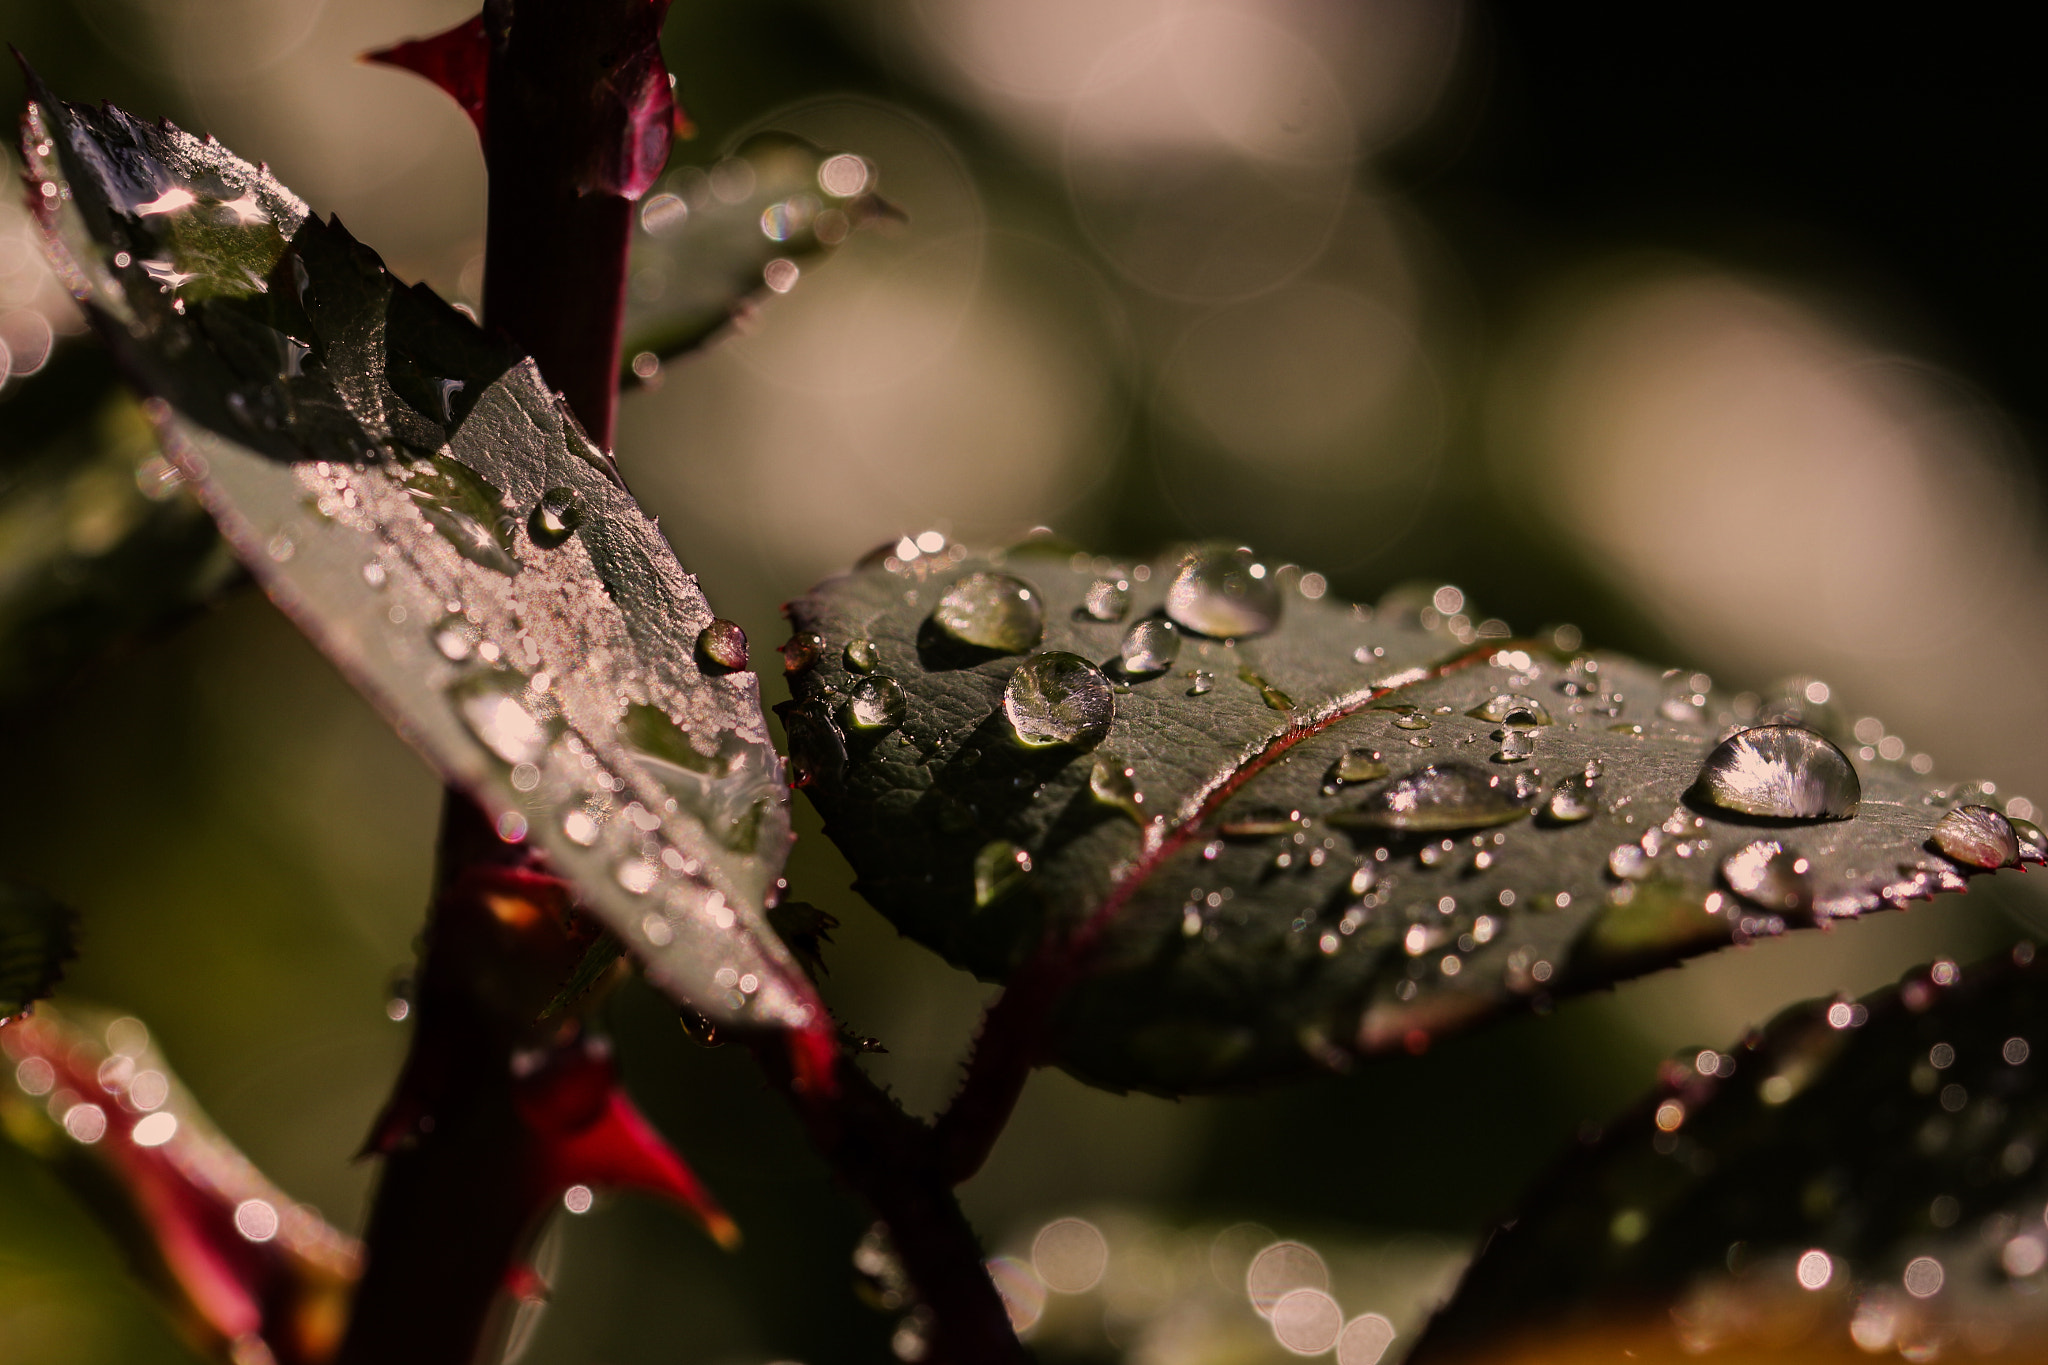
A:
[0,355,240,704]
[21,79,821,1039]
[0,880,72,1016]
[619,132,896,376]
[1406,947,2048,1365]
[785,543,2026,1094]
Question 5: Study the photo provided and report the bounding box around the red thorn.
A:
[364,14,489,140]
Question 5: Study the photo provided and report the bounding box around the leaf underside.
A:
[1408,948,2048,1365]
[786,545,2018,1094]
[620,131,894,375]
[20,81,818,1037]
[0,880,74,1016]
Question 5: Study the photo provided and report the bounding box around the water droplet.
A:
[844,676,907,730]
[781,632,825,673]
[1118,618,1180,678]
[405,456,519,575]
[1546,768,1598,823]
[1003,653,1114,749]
[1468,694,1554,726]
[697,619,748,672]
[1494,729,1536,763]
[844,638,881,673]
[432,613,480,661]
[1186,670,1215,696]
[1933,804,2020,869]
[1690,725,1860,821]
[974,840,1031,906]
[1089,760,1145,823]
[1083,578,1131,622]
[1328,763,1538,832]
[932,572,1043,653]
[2012,817,2048,863]
[1164,545,1281,639]
[1721,839,1813,912]
[451,675,553,765]
[1392,712,1431,731]
[1328,749,1389,786]
[1608,843,1649,879]
[528,487,582,548]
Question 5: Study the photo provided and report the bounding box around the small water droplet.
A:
[361,561,387,589]
[932,572,1044,652]
[1089,760,1145,823]
[2012,817,2048,863]
[528,487,582,548]
[697,618,748,672]
[844,676,907,730]
[844,638,881,673]
[1186,670,1215,696]
[434,614,480,661]
[1164,545,1281,639]
[1468,694,1554,726]
[1934,804,2020,869]
[1119,618,1180,678]
[1608,843,1649,879]
[781,632,825,673]
[1546,767,1598,823]
[974,840,1031,906]
[1083,578,1131,622]
[1494,729,1536,763]
[1690,725,1860,821]
[1003,653,1114,749]
[406,456,519,575]
[451,675,553,765]
[1329,763,1538,832]
[1393,711,1431,731]
[1721,839,1813,912]
[1328,749,1388,786]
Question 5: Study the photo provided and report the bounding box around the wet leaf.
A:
[1407,947,2048,1365]
[619,132,897,376]
[0,356,240,704]
[785,544,2022,1093]
[0,880,73,1016]
[21,77,822,1040]
[0,1004,360,1363]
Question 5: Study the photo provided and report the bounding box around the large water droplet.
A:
[1721,839,1813,912]
[697,619,748,673]
[932,572,1043,653]
[974,840,1031,906]
[1003,653,1114,749]
[1328,749,1388,786]
[1392,712,1431,731]
[406,456,519,575]
[844,638,881,673]
[1690,725,1860,821]
[1933,804,2019,869]
[1083,579,1131,622]
[1468,694,1554,726]
[1545,767,1598,823]
[1119,618,1180,678]
[844,676,907,730]
[781,632,825,673]
[451,675,552,765]
[1089,760,1145,823]
[1329,763,1538,832]
[1494,729,1535,763]
[1164,545,1281,639]
[528,487,582,548]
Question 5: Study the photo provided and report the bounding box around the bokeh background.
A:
[4,3,2047,1361]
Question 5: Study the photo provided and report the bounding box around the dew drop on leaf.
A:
[1933,804,2020,869]
[1003,652,1114,749]
[450,674,551,765]
[1328,748,1389,786]
[1164,545,1281,639]
[932,571,1044,653]
[696,619,748,673]
[433,613,479,661]
[1118,618,1180,678]
[1186,669,1215,696]
[781,632,825,674]
[1089,759,1145,823]
[844,638,880,673]
[2012,816,2048,863]
[844,676,907,730]
[528,486,582,547]
[1720,839,1814,912]
[1494,729,1536,762]
[1393,711,1431,731]
[974,839,1031,906]
[1689,724,1861,821]
[1083,578,1131,622]
[405,455,519,575]
[1328,762,1538,832]
[1546,767,1598,823]
[1468,694,1554,726]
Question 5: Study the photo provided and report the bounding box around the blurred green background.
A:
[3,3,2046,1361]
